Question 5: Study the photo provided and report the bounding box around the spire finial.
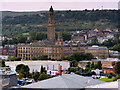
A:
[49,5,53,12]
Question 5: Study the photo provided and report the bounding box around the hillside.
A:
[2,10,118,37]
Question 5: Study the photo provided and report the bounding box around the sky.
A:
[0,0,119,11]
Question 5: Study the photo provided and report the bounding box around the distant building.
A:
[85,45,109,58]
[109,50,120,58]
[2,45,17,57]
[72,36,84,42]
[78,58,120,74]
[5,61,70,73]
[17,6,87,60]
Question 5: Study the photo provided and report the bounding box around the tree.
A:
[97,61,102,69]
[0,60,5,67]
[2,38,8,46]
[38,72,48,81]
[85,53,94,60]
[14,57,22,61]
[38,55,48,60]
[18,72,24,79]
[62,32,71,41]
[32,57,37,60]
[70,60,78,67]
[94,61,102,69]
[18,36,27,43]
[91,62,94,69]
[85,62,91,72]
[16,64,30,78]
[115,61,120,75]
[40,65,46,74]
[108,73,112,78]
[68,67,76,73]
[62,53,94,61]
[91,37,99,45]
[33,71,40,81]
[9,56,21,61]
[110,43,120,52]
[9,56,16,61]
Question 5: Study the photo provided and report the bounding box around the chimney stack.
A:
[59,64,62,76]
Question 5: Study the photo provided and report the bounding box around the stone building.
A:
[85,45,109,58]
[17,6,109,60]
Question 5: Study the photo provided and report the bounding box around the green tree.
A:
[32,57,37,60]
[0,60,5,67]
[40,65,46,74]
[85,62,91,72]
[2,38,8,46]
[115,62,120,75]
[8,39,14,45]
[16,64,30,78]
[62,53,94,61]
[94,61,102,69]
[110,43,120,52]
[91,62,94,69]
[68,67,76,72]
[38,55,48,60]
[97,61,102,69]
[9,56,16,61]
[33,71,40,81]
[70,60,78,67]
[38,72,48,81]
[91,37,99,45]
[14,57,22,61]
[85,53,94,60]
[62,32,71,41]
[18,36,27,43]
[9,56,21,61]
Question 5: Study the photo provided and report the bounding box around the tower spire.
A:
[49,6,53,12]
[47,6,55,45]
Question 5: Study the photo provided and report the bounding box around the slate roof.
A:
[88,45,108,50]
[22,74,104,89]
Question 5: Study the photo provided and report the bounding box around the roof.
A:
[32,40,53,46]
[22,74,104,89]
[86,80,119,89]
[88,45,108,50]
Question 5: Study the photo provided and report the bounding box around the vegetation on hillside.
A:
[2,10,118,37]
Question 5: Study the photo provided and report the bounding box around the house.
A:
[2,45,17,57]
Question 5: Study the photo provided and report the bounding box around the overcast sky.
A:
[0,0,119,11]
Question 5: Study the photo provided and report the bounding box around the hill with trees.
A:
[2,9,118,37]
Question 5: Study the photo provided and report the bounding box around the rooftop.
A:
[88,45,108,50]
[86,80,119,89]
[22,74,104,89]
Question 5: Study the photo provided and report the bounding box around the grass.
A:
[23,33,29,36]
[97,77,115,82]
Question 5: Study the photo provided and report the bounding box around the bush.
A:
[113,75,120,81]
[113,77,117,81]
[38,72,48,81]
[75,71,81,75]
[108,74,112,78]
[70,60,78,67]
